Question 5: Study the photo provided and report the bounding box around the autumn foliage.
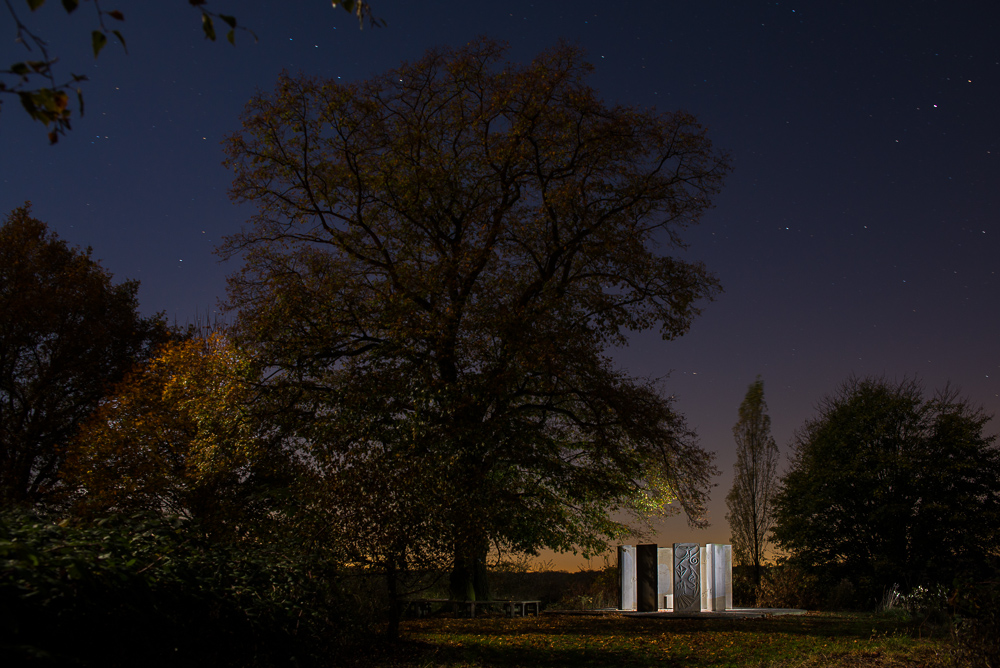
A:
[62,333,265,527]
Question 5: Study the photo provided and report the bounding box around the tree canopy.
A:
[0,205,166,505]
[222,39,728,600]
[771,376,1000,601]
[62,333,269,525]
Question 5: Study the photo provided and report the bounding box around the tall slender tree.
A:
[725,376,780,588]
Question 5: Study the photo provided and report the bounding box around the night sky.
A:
[3,1,999,568]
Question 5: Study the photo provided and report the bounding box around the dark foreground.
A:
[354,611,952,667]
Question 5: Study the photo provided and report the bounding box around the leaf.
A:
[112,30,127,54]
[201,14,216,41]
[219,14,237,28]
[10,62,30,76]
[61,0,78,13]
[92,31,108,58]
[76,87,85,116]
[227,30,235,46]
[107,9,124,21]
[27,0,45,11]
[18,91,39,118]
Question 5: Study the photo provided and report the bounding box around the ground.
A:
[356,611,951,667]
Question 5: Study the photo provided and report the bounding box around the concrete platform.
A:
[547,608,806,619]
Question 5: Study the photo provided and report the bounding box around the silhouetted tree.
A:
[222,38,729,611]
[772,377,1000,602]
[725,376,779,589]
[0,205,165,505]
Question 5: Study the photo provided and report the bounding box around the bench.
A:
[402,598,541,618]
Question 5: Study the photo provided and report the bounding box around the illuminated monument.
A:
[618,543,732,612]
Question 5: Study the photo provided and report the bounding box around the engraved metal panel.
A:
[673,542,701,613]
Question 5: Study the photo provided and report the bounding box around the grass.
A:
[356,611,953,667]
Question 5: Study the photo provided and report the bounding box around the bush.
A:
[902,584,949,624]
[756,563,820,610]
[730,564,758,607]
[0,510,361,667]
[950,580,1000,668]
[825,578,858,611]
[547,563,619,610]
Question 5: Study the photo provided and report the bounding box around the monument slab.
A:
[657,547,673,610]
[673,542,701,613]
[618,545,636,611]
[637,544,658,612]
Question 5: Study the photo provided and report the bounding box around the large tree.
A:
[0,205,166,505]
[771,377,1000,602]
[221,39,728,601]
[725,376,779,589]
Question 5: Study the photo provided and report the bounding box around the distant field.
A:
[361,611,952,667]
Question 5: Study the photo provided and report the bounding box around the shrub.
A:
[902,584,949,625]
[731,564,758,607]
[825,577,857,611]
[0,510,360,667]
[547,564,620,610]
[756,563,820,610]
[950,580,1000,668]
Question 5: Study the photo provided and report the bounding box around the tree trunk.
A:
[449,538,490,602]
[385,544,405,640]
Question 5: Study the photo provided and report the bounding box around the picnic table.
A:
[402,598,542,618]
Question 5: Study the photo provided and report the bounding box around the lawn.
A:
[359,611,952,667]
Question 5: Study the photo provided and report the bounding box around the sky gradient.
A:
[3,0,998,569]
